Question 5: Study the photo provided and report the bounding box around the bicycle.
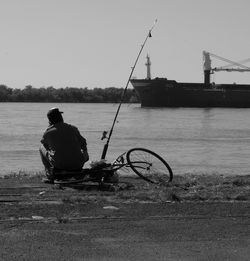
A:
[51,148,173,186]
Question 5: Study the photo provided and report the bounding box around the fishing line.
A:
[101,19,157,160]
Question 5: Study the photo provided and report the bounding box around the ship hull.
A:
[130,78,250,107]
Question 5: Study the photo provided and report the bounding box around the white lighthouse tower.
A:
[145,54,151,79]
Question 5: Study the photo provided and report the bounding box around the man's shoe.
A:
[42,178,54,184]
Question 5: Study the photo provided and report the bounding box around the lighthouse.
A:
[145,54,151,79]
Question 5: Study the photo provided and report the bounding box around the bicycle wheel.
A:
[126,148,173,184]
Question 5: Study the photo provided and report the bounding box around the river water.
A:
[1,102,250,176]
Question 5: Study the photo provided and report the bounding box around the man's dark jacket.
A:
[41,122,88,170]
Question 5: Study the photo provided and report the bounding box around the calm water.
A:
[1,102,250,176]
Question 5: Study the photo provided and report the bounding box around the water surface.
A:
[1,103,250,176]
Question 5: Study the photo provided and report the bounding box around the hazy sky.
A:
[1,0,250,89]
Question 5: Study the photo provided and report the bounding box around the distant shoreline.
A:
[0,85,139,103]
[0,101,139,103]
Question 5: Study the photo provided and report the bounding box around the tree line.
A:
[0,85,139,103]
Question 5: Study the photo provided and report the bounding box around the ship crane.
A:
[203,51,250,85]
[210,52,250,72]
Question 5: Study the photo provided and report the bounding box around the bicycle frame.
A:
[110,152,151,172]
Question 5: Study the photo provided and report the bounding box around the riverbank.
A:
[0,172,249,222]
[1,171,250,203]
[0,173,249,260]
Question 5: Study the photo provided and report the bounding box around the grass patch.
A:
[1,171,250,203]
[150,174,250,202]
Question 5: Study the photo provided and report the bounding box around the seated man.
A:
[39,107,89,182]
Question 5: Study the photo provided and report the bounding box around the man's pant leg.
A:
[39,145,53,178]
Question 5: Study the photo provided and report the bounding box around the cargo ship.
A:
[130,52,250,107]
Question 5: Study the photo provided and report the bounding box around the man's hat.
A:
[47,107,63,118]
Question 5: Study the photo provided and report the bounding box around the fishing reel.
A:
[101,131,108,140]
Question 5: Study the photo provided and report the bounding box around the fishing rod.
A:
[101,19,157,160]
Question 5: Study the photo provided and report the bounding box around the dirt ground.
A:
[0,173,249,260]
